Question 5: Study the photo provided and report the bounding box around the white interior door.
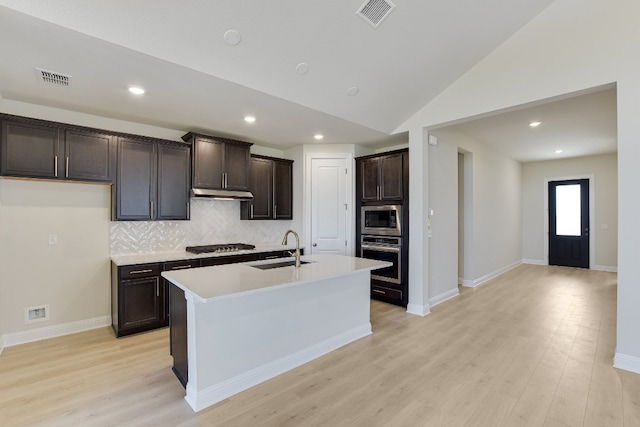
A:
[310,157,348,254]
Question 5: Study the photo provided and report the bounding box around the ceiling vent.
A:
[36,68,71,87]
[356,0,396,28]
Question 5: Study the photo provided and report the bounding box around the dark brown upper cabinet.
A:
[182,133,252,191]
[1,118,115,182]
[273,158,293,219]
[241,155,293,220]
[65,129,116,182]
[114,137,190,221]
[359,152,404,202]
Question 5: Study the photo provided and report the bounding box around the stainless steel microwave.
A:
[361,205,402,236]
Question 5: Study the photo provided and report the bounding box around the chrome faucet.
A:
[281,229,301,267]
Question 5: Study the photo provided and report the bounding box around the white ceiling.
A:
[0,0,615,160]
[446,87,617,162]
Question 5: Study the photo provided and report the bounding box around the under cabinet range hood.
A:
[191,188,253,200]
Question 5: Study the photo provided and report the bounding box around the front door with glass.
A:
[548,179,590,268]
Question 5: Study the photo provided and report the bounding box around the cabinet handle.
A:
[171,265,193,270]
[250,204,254,219]
[156,283,159,297]
[54,155,58,177]
[274,205,277,219]
[130,269,153,274]
[186,203,190,218]
[264,255,279,260]
[373,288,386,295]
[65,157,69,178]
[224,173,228,188]
[150,201,154,219]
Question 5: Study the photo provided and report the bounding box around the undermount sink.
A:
[250,260,312,270]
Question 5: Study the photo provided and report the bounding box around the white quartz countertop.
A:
[162,254,391,303]
[110,244,300,266]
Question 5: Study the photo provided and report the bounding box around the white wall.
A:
[430,128,522,289]
[426,136,458,304]
[0,179,111,338]
[399,0,640,372]
[522,154,617,269]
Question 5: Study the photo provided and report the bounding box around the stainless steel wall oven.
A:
[360,235,401,284]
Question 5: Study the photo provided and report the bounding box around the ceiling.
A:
[446,86,618,163]
[0,0,559,150]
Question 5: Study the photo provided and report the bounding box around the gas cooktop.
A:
[185,243,256,254]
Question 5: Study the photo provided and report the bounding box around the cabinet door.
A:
[120,276,164,330]
[65,129,115,182]
[114,137,155,220]
[274,160,293,219]
[1,120,60,178]
[360,158,380,201]
[157,144,190,220]
[380,153,403,200]
[224,143,251,190]
[249,157,273,219]
[192,137,224,189]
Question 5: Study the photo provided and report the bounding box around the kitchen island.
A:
[162,253,390,412]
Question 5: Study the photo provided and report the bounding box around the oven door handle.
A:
[361,244,400,253]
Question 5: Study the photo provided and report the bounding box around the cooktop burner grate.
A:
[185,243,256,254]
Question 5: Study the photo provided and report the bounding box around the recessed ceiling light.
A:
[346,86,360,96]
[244,116,256,123]
[529,121,541,127]
[128,86,145,95]
[224,29,241,46]
[314,134,324,140]
[296,63,310,74]
[554,149,563,154]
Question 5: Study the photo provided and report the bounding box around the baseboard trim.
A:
[429,288,460,308]
[2,315,111,348]
[186,323,372,412]
[614,352,640,374]
[463,260,523,288]
[593,265,618,273]
[406,302,431,317]
[523,259,546,265]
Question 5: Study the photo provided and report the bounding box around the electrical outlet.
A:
[48,234,58,245]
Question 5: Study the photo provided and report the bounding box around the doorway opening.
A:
[548,178,590,268]
[458,149,473,285]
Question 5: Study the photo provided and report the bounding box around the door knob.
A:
[313,243,317,247]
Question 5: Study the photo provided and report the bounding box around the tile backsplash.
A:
[110,199,293,255]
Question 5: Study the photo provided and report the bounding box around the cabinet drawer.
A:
[119,263,160,280]
[163,260,199,271]
[200,254,257,267]
[371,285,403,302]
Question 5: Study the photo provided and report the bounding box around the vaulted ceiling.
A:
[3,0,613,158]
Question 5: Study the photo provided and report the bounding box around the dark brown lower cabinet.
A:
[111,262,166,337]
[121,276,165,330]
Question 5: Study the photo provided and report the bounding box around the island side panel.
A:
[169,284,188,388]
[185,269,372,412]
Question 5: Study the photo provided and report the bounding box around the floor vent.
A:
[36,68,71,87]
[356,0,395,28]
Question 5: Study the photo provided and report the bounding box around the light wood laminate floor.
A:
[1,265,639,426]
